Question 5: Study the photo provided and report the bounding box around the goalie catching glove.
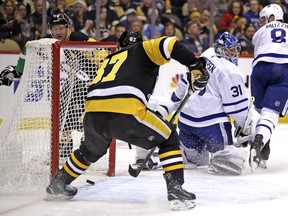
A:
[187,57,209,92]
[0,65,21,86]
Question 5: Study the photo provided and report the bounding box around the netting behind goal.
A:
[0,39,117,194]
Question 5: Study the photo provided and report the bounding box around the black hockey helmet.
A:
[49,11,69,27]
[118,31,143,48]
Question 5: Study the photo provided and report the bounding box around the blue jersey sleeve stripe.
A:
[225,106,248,115]
[223,98,248,106]
[180,112,228,122]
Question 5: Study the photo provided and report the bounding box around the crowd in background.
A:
[0,0,288,55]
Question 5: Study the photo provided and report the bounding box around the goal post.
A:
[0,39,118,193]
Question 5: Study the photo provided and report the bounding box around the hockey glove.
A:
[0,65,20,86]
[187,57,209,91]
[234,126,251,147]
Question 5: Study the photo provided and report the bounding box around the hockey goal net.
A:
[0,39,117,193]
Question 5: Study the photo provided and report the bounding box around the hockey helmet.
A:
[259,5,268,26]
[49,12,70,27]
[263,4,284,23]
[214,32,241,65]
[118,31,143,48]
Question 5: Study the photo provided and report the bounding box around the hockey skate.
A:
[249,134,264,169]
[163,172,196,211]
[259,140,270,169]
[45,169,77,201]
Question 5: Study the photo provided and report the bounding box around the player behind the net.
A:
[149,32,260,175]
[249,4,288,170]
[0,11,106,158]
[45,30,210,211]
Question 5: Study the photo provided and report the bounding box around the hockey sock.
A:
[62,149,91,184]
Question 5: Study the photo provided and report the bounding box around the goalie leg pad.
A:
[180,141,209,166]
[208,145,248,176]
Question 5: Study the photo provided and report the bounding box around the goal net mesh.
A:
[0,39,117,194]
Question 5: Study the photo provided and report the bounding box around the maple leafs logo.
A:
[170,73,183,88]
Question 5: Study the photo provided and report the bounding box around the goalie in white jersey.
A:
[250,4,288,169]
[155,32,260,175]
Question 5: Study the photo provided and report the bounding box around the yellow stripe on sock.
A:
[163,164,184,172]
[159,150,182,159]
[63,163,79,178]
[71,152,89,169]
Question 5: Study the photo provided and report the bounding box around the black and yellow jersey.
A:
[46,29,96,42]
[86,36,197,115]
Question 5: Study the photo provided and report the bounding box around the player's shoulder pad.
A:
[69,31,91,41]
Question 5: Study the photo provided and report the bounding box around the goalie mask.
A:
[214,32,241,65]
[49,12,70,27]
[118,31,143,48]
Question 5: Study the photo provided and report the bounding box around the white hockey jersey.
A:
[252,21,288,67]
[171,47,249,128]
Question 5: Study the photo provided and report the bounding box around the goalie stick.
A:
[242,96,255,135]
[238,96,257,173]
[128,89,194,177]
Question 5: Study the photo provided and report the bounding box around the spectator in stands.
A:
[97,6,113,40]
[214,0,232,28]
[143,8,164,39]
[86,0,119,28]
[230,16,247,38]
[135,0,157,23]
[110,0,133,19]
[53,0,74,18]
[119,8,138,30]
[187,0,213,13]
[101,21,127,42]
[31,0,51,29]
[0,0,22,45]
[180,21,209,54]
[130,19,148,40]
[169,0,187,24]
[219,0,244,34]
[14,2,32,48]
[30,14,44,40]
[238,23,256,56]
[70,0,88,33]
[199,8,218,40]
[244,0,261,30]
[186,7,201,25]
[162,21,176,37]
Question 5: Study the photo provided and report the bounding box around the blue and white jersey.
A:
[252,21,288,67]
[174,48,249,128]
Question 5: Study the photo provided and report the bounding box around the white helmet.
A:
[263,4,284,23]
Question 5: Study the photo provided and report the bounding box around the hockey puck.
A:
[86,179,95,185]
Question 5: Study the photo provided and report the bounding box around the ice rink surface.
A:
[0,124,288,216]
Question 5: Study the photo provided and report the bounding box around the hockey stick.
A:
[238,96,258,173]
[242,96,255,135]
[128,89,194,177]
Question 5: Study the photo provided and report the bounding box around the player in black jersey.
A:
[45,31,209,210]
